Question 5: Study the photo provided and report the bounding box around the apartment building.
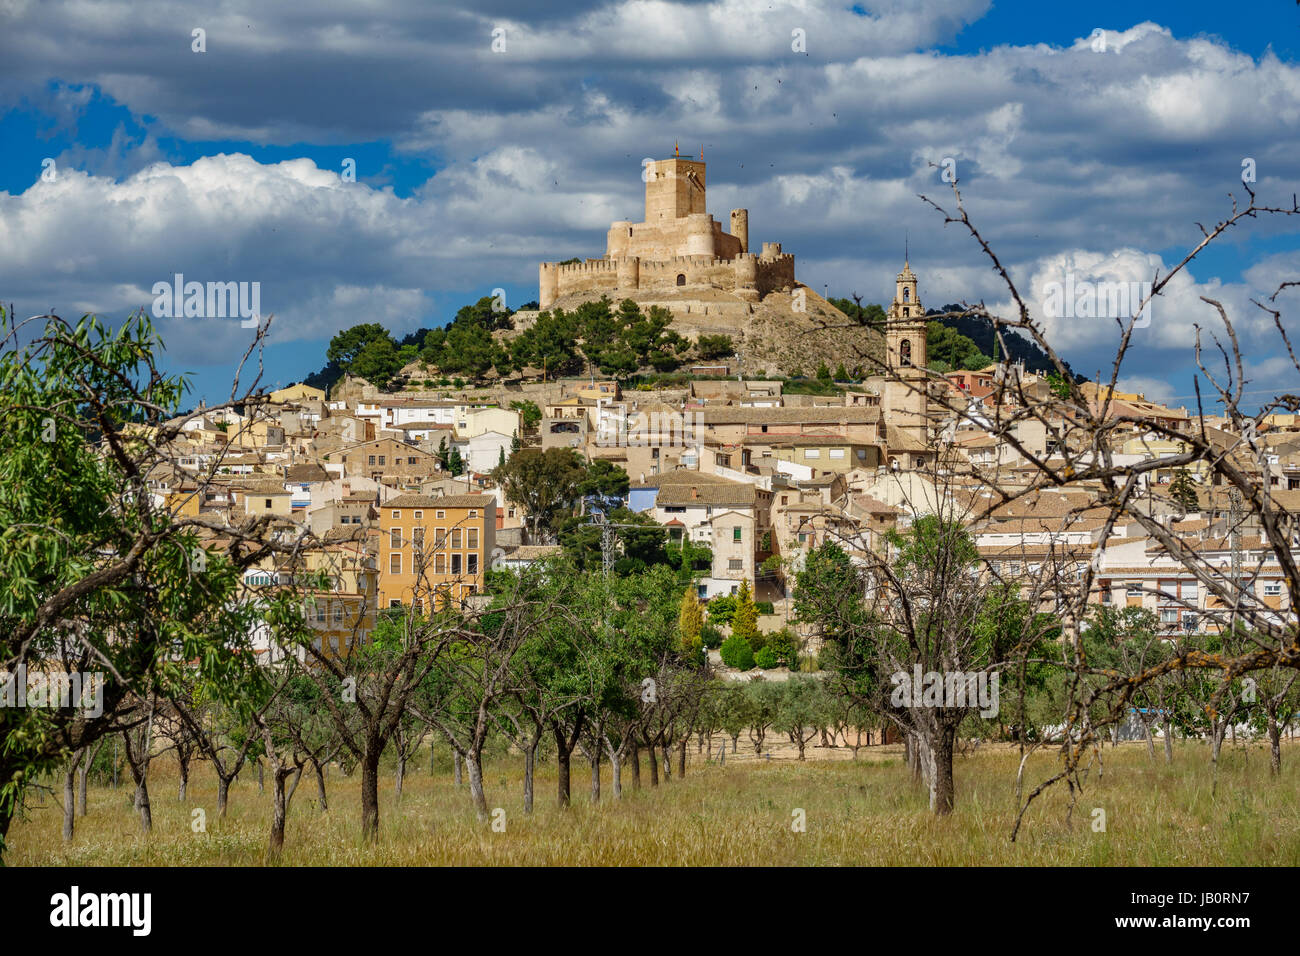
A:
[377,493,496,611]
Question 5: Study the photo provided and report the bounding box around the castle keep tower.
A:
[883,260,929,450]
[538,148,797,310]
[644,156,707,221]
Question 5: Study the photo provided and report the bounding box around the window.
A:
[733,527,742,542]
[468,510,478,518]
[389,554,401,574]
[451,529,462,548]
[1264,582,1282,596]
[413,528,425,548]
[452,554,462,575]
[408,457,418,465]
[316,602,326,622]
[468,554,478,574]
[378,456,386,466]
[665,506,686,514]
[414,510,423,519]
[435,553,446,574]
[781,495,788,505]
[369,455,377,466]
[468,528,479,549]
[805,448,820,459]
[728,559,743,570]
[389,599,402,609]
[1160,609,1178,624]
[1127,583,1144,597]
[333,602,343,623]
[264,499,272,509]
[436,510,446,519]
[392,510,400,519]
[390,529,401,548]
[829,448,845,459]
[900,339,912,367]
[435,528,446,546]
[676,273,686,286]
[1181,580,1198,600]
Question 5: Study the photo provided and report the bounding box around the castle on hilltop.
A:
[538,150,796,309]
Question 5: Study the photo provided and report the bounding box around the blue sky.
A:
[1,0,1298,409]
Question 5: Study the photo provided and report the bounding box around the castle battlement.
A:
[538,152,800,310]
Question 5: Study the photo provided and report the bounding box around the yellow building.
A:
[378,494,496,611]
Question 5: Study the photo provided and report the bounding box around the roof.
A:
[629,470,737,491]
[285,463,330,482]
[503,545,563,561]
[700,406,880,425]
[385,493,495,508]
[656,481,763,508]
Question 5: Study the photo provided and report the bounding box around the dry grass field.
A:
[9,737,1300,866]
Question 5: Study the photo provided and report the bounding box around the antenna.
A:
[904,229,909,265]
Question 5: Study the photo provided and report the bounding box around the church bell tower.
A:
[883,259,929,455]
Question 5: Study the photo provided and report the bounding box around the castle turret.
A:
[730,209,749,253]
[733,253,758,302]
[617,255,641,293]
[539,263,559,310]
[685,213,714,257]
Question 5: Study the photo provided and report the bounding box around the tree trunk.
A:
[135,777,152,834]
[257,760,264,794]
[630,741,642,790]
[217,775,232,817]
[927,726,957,815]
[1268,711,1282,775]
[77,760,89,817]
[677,739,686,778]
[315,761,329,811]
[797,735,806,761]
[62,753,79,842]
[269,772,287,858]
[1143,719,1155,760]
[661,743,672,781]
[395,752,405,800]
[1162,716,1174,763]
[466,749,488,822]
[178,756,189,801]
[453,750,462,788]
[360,748,380,841]
[647,740,659,786]
[523,744,537,813]
[589,748,601,804]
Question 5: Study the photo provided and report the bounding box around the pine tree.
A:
[731,578,760,647]
[679,588,703,656]
[448,446,464,477]
[1169,468,1201,516]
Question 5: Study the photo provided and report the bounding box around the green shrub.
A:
[707,594,737,625]
[700,622,724,649]
[719,634,755,670]
[754,646,778,669]
[767,627,801,666]
[754,601,774,615]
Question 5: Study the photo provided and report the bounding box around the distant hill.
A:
[925,304,1079,380]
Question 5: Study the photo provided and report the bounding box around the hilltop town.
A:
[134,151,1300,667]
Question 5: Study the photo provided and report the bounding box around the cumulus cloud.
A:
[1,1,1298,391]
